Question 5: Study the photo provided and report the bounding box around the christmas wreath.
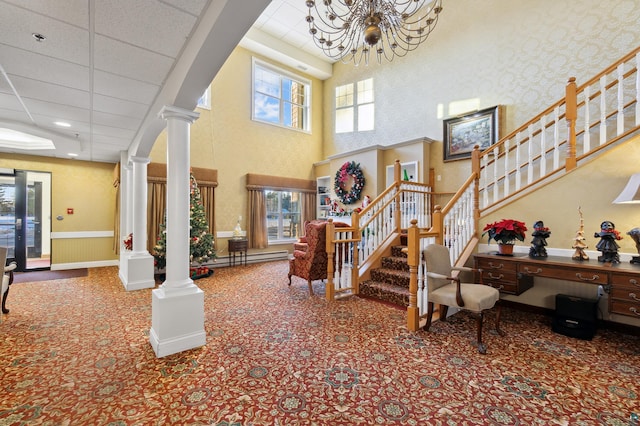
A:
[334,161,365,205]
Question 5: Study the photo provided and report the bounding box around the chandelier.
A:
[305,0,443,65]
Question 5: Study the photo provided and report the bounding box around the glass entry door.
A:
[0,170,51,271]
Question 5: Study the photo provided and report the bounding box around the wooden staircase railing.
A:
[324,46,640,333]
[325,160,435,300]
[404,45,640,332]
[478,46,640,214]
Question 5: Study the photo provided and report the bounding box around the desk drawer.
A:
[476,258,518,273]
[518,263,608,285]
[610,299,640,318]
[610,273,640,288]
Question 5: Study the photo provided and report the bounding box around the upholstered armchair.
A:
[293,220,310,252]
[422,244,502,354]
[288,221,330,295]
[1,247,16,317]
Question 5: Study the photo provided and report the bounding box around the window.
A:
[252,59,311,132]
[197,87,211,110]
[335,78,374,133]
[266,190,301,242]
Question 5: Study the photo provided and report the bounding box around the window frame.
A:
[265,189,302,244]
[335,78,375,134]
[252,58,312,133]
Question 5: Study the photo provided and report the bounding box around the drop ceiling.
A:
[0,0,331,164]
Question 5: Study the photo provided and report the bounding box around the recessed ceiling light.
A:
[32,33,46,42]
[55,121,71,128]
[68,153,78,157]
[0,128,55,150]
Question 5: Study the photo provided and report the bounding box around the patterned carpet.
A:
[0,260,638,425]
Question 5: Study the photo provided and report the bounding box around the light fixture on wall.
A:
[306,0,443,65]
[612,174,640,204]
[613,173,640,264]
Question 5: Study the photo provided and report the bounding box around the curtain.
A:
[147,181,166,254]
[248,189,268,249]
[300,192,316,232]
[199,185,217,250]
[115,162,217,255]
[245,173,316,247]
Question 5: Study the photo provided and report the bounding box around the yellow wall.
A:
[481,135,640,255]
[0,154,117,265]
[324,0,640,195]
[150,46,325,253]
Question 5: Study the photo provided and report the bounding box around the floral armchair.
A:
[293,220,310,252]
[288,220,349,295]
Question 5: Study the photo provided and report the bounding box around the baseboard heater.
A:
[209,250,289,268]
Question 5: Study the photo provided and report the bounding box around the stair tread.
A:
[360,280,410,294]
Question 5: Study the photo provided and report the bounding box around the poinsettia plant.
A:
[482,219,527,245]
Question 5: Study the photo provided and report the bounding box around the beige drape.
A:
[300,192,316,233]
[147,182,167,253]
[113,162,217,255]
[247,189,268,249]
[245,173,317,248]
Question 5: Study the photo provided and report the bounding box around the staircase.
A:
[359,242,411,308]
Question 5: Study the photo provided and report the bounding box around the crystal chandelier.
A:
[305,0,443,65]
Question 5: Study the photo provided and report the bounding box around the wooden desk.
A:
[474,253,640,319]
[228,238,248,267]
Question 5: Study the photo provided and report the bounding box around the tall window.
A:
[335,78,374,133]
[265,190,301,242]
[252,59,311,132]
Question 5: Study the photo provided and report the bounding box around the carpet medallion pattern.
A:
[0,261,638,425]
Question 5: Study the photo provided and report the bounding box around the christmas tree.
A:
[153,172,216,270]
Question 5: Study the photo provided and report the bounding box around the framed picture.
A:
[443,105,500,162]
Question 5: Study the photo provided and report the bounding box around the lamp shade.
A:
[612,173,640,204]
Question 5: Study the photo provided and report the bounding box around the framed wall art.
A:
[443,105,500,162]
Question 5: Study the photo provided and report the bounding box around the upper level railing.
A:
[478,46,640,213]
[403,45,640,332]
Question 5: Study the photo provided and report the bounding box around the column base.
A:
[149,285,206,358]
[119,252,155,291]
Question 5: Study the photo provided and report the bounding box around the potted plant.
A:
[482,219,527,255]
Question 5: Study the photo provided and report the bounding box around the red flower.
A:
[482,219,527,244]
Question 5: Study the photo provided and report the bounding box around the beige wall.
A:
[150,46,325,253]
[6,1,640,270]
[324,0,640,194]
[0,154,117,265]
[481,135,640,256]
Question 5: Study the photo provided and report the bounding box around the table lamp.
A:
[613,173,640,264]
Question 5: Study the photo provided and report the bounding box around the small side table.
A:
[228,238,248,267]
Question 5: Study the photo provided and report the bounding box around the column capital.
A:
[130,156,151,165]
[159,105,200,123]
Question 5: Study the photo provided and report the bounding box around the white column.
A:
[119,154,155,291]
[118,155,132,280]
[150,105,205,358]
[131,156,151,254]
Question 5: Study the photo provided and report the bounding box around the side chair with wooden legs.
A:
[422,244,504,354]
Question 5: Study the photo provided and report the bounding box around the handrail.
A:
[327,46,640,333]
[403,45,640,332]
[325,160,437,299]
[477,45,640,213]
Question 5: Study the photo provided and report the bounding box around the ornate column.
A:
[149,105,205,358]
[119,156,155,291]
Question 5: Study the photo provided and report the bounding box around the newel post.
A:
[432,205,443,245]
[351,211,360,295]
[565,77,578,171]
[407,219,420,332]
[325,219,336,301]
[471,146,481,227]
